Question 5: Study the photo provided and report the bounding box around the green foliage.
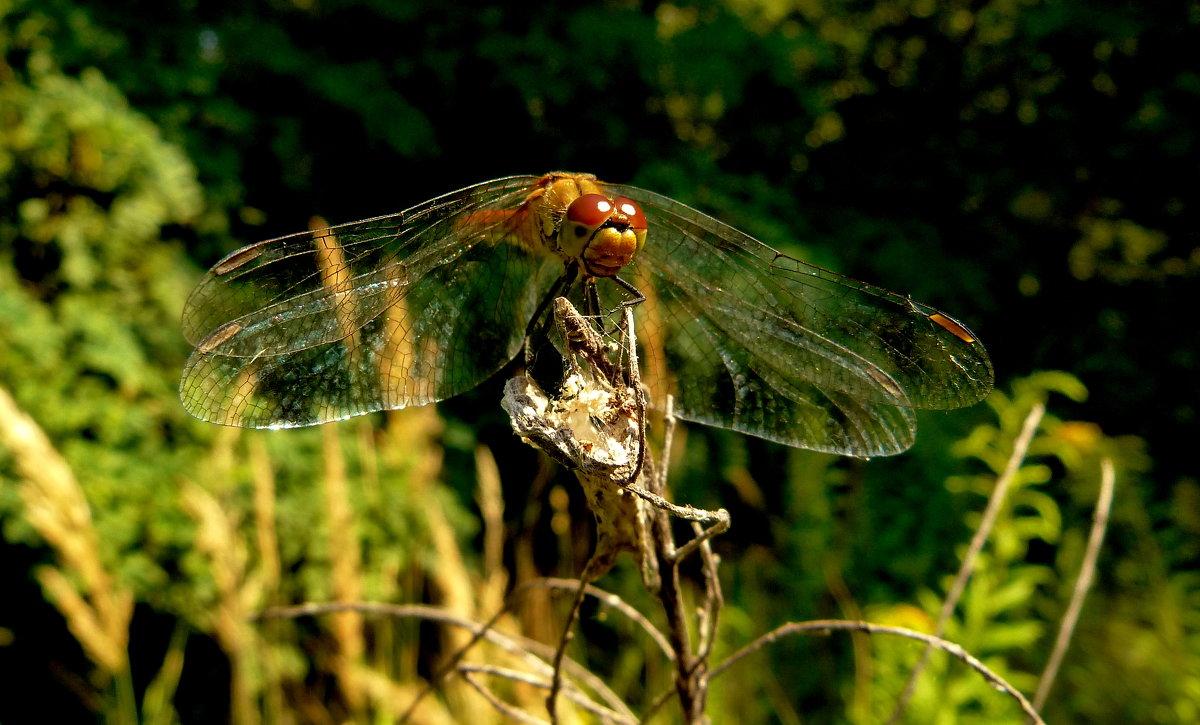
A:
[0,4,202,570]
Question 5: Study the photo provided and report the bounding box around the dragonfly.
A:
[181,172,993,456]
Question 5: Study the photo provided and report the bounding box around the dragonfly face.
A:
[561,192,648,277]
[514,174,648,278]
[180,172,994,456]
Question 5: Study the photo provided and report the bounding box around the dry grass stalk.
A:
[384,407,475,635]
[387,405,495,721]
[887,401,1046,723]
[513,457,558,646]
[141,623,188,725]
[182,480,257,725]
[352,665,458,725]
[310,217,363,366]
[0,386,133,677]
[475,444,509,617]
[321,424,367,713]
[1030,456,1116,713]
[248,436,288,723]
[712,619,1047,725]
[249,437,281,599]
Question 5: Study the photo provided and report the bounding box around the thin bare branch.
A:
[548,563,599,724]
[623,482,729,527]
[257,599,635,724]
[713,619,1047,725]
[671,512,730,563]
[529,578,674,660]
[621,304,647,485]
[647,501,708,722]
[691,518,724,664]
[461,669,551,725]
[658,395,676,492]
[462,664,636,725]
[642,684,678,723]
[1031,456,1116,714]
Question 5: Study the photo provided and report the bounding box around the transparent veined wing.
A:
[180,175,561,427]
[608,183,994,456]
[181,171,992,455]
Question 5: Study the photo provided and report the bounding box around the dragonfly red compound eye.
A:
[566,193,615,227]
[612,197,647,230]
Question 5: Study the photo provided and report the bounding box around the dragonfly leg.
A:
[612,274,647,308]
[522,262,580,369]
[580,276,616,338]
[582,276,603,318]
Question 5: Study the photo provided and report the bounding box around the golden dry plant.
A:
[184,403,520,724]
[0,386,135,711]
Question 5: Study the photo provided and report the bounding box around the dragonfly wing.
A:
[611,184,994,456]
[181,176,563,428]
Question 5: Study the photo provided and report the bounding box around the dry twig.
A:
[887,402,1045,723]
[258,599,636,723]
[503,299,729,724]
[713,619,1047,725]
[460,663,636,725]
[1031,456,1116,714]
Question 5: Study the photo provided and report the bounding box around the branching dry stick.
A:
[656,397,719,667]
[530,300,654,722]
[692,516,725,665]
[1030,456,1116,716]
[504,298,729,724]
[259,598,635,724]
[647,499,714,724]
[712,620,1047,725]
[547,557,609,722]
[532,578,674,660]
[638,507,726,724]
[625,394,726,724]
[461,669,551,725]
[460,664,635,725]
[886,402,1045,723]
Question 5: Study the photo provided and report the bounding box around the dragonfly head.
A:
[562,193,648,277]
